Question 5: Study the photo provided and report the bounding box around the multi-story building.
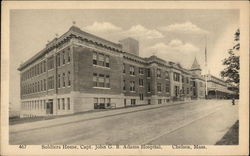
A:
[205,74,238,99]
[18,25,217,117]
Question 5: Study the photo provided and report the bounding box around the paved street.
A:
[10,100,238,145]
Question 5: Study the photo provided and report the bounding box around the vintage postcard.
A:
[1,1,249,155]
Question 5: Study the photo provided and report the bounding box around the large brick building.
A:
[18,25,215,117]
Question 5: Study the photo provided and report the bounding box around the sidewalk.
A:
[10,100,195,133]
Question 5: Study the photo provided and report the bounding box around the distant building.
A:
[204,74,238,99]
[18,25,236,118]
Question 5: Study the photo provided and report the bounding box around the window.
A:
[47,56,54,70]
[37,64,39,75]
[37,64,40,75]
[35,82,37,92]
[187,88,189,94]
[157,69,161,78]
[67,98,70,110]
[56,74,60,88]
[67,51,71,63]
[93,73,110,88]
[139,94,144,100]
[123,80,126,91]
[175,86,179,97]
[193,81,196,87]
[165,71,169,79]
[40,100,43,110]
[100,98,105,109]
[158,99,162,104]
[173,72,180,82]
[148,83,151,92]
[130,81,135,91]
[105,55,110,67]
[62,73,65,87]
[32,83,34,93]
[157,83,162,92]
[165,84,170,93]
[93,52,97,65]
[32,66,35,77]
[123,64,125,73]
[48,76,54,89]
[182,76,185,83]
[40,80,43,91]
[62,98,65,110]
[139,68,144,74]
[40,63,42,74]
[38,81,40,92]
[68,71,71,86]
[93,73,98,87]
[139,79,143,86]
[147,69,151,77]
[44,79,46,90]
[34,65,37,76]
[105,75,110,88]
[94,98,98,109]
[44,100,46,109]
[182,86,185,94]
[57,99,60,110]
[99,74,105,87]
[106,98,111,107]
[130,66,135,75]
[98,54,105,66]
[62,51,65,65]
[186,77,189,84]
[200,82,203,87]
[57,53,60,67]
[43,60,46,72]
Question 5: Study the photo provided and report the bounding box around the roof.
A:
[18,25,123,71]
[191,57,201,70]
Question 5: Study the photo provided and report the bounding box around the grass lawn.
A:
[215,120,239,145]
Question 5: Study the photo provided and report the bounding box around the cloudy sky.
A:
[10,9,239,110]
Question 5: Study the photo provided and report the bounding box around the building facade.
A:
[18,25,230,117]
[205,74,238,99]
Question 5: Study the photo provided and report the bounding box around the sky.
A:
[10,9,239,111]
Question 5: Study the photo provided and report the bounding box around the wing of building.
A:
[18,25,238,118]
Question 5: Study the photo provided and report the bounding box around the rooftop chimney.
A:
[119,37,139,56]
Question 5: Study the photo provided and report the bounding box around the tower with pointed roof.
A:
[190,57,202,75]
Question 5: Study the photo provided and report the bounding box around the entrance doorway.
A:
[46,99,53,114]
[131,99,136,106]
